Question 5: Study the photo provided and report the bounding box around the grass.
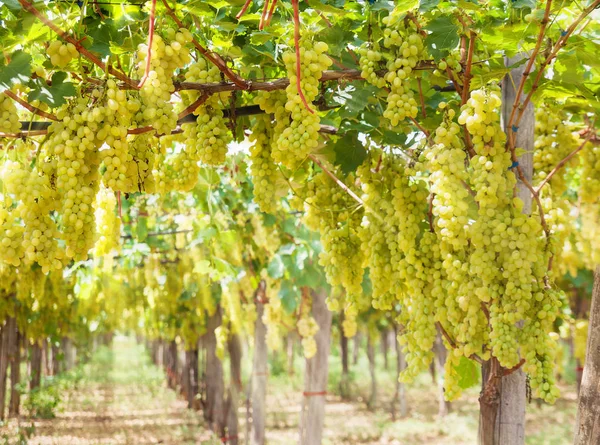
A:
[0,335,579,444]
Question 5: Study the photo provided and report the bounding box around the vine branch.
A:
[137,0,157,89]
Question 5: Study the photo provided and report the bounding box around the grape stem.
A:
[265,0,278,27]
[235,0,253,19]
[505,0,553,149]
[4,90,57,121]
[137,0,157,90]
[510,0,600,143]
[18,0,137,87]
[160,0,250,90]
[292,0,314,113]
[177,94,210,120]
[259,0,270,30]
[535,132,593,194]
[436,322,484,365]
[502,358,525,377]
[460,31,476,105]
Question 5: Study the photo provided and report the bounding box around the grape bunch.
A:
[43,96,103,260]
[0,92,20,134]
[48,40,78,68]
[249,116,280,214]
[298,315,319,359]
[122,133,159,193]
[303,169,365,299]
[94,184,121,256]
[358,44,386,88]
[381,15,425,126]
[182,59,231,167]
[274,38,332,169]
[1,153,65,273]
[136,28,193,135]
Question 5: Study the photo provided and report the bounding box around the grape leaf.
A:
[27,71,76,108]
[424,15,460,59]
[279,280,299,313]
[332,131,367,174]
[454,356,480,389]
[267,254,285,279]
[0,50,32,92]
[0,0,21,12]
[420,0,440,12]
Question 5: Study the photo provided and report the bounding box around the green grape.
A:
[249,116,281,213]
[0,93,20,134]
[574,319,589,365]
[94,183,121,256]
[274,38,332,169]
[47,40,78,68]
[581,143,600,204]
[136,28,193,135]
[357,44,387,88]
[181,59,231,167]
[381,14,425,126]
[122,132,159,193]
[302,169,365,298]
[43,96,103,261]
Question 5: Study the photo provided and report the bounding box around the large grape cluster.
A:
[274,38,331,169]
[304,169,365,298]
[580,143,600,204]
[0,93,20,135]
[94,184,121,256]
[249,116,280,214]
[0,153,65,273]
[136,28,193,134]
[181,59,231,167]
[43,96,103,260]
[298,315,319,359]
[381,15,425,126]
[122,133,159,193]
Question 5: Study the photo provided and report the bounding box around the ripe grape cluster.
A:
[303,169,365,299]
[381,16,425,126]
[274,38,331,169]
[94,184,121,256]
[249,116,280,214]
[358,44,386,88]
[0,92,20,134]
[298,315,319,359]
[182,59,231,167]
[48,40,78,68]
[1,152,65,273]
[136,28,193,135]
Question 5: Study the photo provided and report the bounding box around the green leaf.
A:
[419,0,440,12]
[84,18,123,57]
[279,280,299,313]
[136,216,148,242]
[0,0,21,12]
[454,356,480,390]
[267,255,285,279]
[332,131,367,174]
[424,15,460,59]
[27,71,76,108]
[0,50,32,92]
[512,0,536,8]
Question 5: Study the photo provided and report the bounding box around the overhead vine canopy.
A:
[0,0,599,408]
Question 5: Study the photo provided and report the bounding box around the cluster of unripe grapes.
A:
[48,40,78,68]
[274,39,331,169]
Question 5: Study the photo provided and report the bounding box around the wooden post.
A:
[339,312,350,400]
[0,318,13,420]
[226,333,242,445]
[205,308,225,435]
[9,327,21,417]
[30,342,42,391]
[251,283,268,445]
[574,266,600,445]
[298,289,332,445]
[392,324,408,419]
[366,332,377,410]
[479,53,532,445]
